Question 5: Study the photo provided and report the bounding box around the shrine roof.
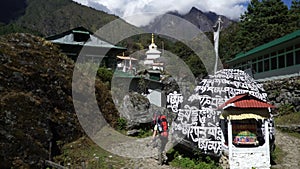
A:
[219,93,275,109]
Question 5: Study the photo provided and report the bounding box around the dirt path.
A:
[272,130,300,168]
[94,126,300,168]
[94,126,179,169]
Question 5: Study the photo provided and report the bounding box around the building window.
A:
[286,52,294,67]
[258,61,263,72]
[278,55,285,68]
[286,46,293,51]
[296,43,300,50]
[271,52,276,57]
[278,49,284,55]
[271,57,277,70]
[296,50,300,64]
[252,63,257,73]
[264,59,270,71]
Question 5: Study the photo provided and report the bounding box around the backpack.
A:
[152,111,160,126]
[157,115,168,137]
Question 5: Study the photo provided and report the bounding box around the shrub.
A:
[278,103,295,116]
[117,117,127,131]
[97,67,113,87]
[137,128,152,138]
[168,148,222,169]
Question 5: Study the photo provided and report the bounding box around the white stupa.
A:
[144,33,161,66]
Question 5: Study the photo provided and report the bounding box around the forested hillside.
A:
[0,0,119,36]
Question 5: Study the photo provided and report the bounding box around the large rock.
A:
[120,92,151,128]
[119,92,168,130]
[0,33,118,168]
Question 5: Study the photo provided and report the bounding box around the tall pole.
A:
[213,16,222,74]
[161,41,164,56]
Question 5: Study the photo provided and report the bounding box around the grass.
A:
[167,147,222,169]
[271,145,286,167]
[274,111,300,139]
[274,112,300,125]
[53,136,127,169]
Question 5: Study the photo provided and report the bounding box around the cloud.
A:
[87,0,111,13]
[72,0,250,26]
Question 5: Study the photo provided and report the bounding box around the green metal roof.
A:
[113,70,137,78]
[72,30,90,34]
[229,30,300,63]
[46,26,126,50]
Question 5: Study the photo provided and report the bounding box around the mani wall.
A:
[167,69,275,155]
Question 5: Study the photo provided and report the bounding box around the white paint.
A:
[167,69,274,159]
[166,91,183,112]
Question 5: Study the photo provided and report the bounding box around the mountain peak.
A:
[189,6,204,14]
[184,7,234,31]
[144,6,234,32]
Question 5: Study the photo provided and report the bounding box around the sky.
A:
[72,0,293,26]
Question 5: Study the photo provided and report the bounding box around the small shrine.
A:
[116,52,137,73]
[219,93,275,169]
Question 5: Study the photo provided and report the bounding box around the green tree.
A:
[239,0,290,51]
[219,0,298,61]
[289,0,300,29]
[219,23,242,62]
[291,0,300,12]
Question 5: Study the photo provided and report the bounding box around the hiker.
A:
[152,112,168,165]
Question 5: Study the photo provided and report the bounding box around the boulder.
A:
[118,92,170,130]
[0,33,118,168]
[119,92,151,129]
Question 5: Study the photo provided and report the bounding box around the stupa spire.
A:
[151,33,154,44]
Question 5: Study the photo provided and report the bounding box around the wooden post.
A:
[45,160,67,169]
[81,161,86,169]
[95,157,99,168]
[49,141,52,160]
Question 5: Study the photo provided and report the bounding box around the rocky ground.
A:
[93,126,179,169]
[120,128,300,169]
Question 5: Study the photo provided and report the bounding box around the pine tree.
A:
[289,0,300,29]
[219,0,299,61]
[291,0,300,11]
[239,0,289,51]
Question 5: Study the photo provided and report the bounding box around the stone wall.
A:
[263,76,300,113]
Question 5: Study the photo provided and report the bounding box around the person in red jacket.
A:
[152,114,168,165]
